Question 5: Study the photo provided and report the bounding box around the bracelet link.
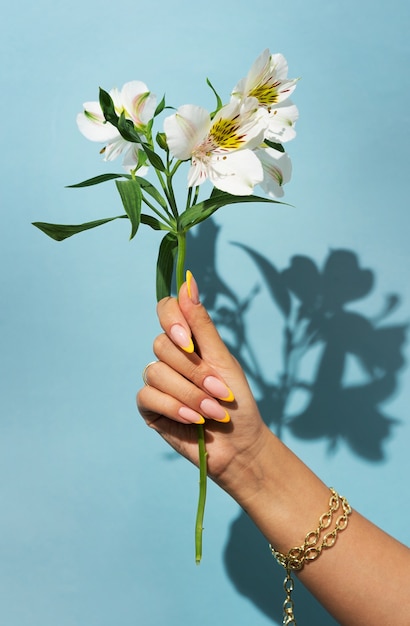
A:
[269,487,352,626]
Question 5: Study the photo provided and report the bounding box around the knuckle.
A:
[145,361,162,385]
[179,383,203,407]
[180,357,198,379]
[153,332,169,357]
[184,360,208,387]
[136,386,149,408]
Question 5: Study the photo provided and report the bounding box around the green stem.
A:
[141,194,175,229]
[195,424,207,564]
[150,152,177,220]
[175,229,207,565]
[175,231,187,293]
[166,162,182,219]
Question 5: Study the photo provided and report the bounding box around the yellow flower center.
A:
[209,118,245,150]
[249,80,281,105]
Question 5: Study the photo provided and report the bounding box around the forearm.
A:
[217,428,410,626]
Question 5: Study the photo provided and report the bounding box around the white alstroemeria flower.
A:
[255,146,292,198]
[76,82,156,171]
[120,80,157,130]
[164,97,268,195]
[232,48,299,143]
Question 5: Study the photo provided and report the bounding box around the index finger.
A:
[156,296,194,354]
[178,272,236,369]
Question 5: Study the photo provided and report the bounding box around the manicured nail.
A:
[170,324,194,353]
[178,407,205,424]
[203,376,235,402]
[199,398,230,423]
[186,270,200,304]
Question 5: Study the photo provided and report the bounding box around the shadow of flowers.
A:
[188,222,407,460]
[186,219,407,625]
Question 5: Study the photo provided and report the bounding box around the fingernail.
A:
[178,407,205,424]
[203,376,235,402]
[170,324,194,353]
[200,398,230,423]
[186,270,200,304]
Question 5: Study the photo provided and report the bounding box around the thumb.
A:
[178,271,233,368]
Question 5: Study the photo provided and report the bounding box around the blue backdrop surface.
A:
[1,1,409,625]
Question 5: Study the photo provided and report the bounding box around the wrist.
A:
[212,422,273,502]
[216,427,331,552]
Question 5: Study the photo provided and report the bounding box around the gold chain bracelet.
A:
[269,487,352,625]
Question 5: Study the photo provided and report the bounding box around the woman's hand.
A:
[137,273,271,496]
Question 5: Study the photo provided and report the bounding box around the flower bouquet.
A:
[33,48,298,562]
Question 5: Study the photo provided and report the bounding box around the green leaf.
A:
[141,143,166,172]
[99,88,118,126]
[264,139,285,153]
[179,190,285,230]
[117,112,142,143]
[115,179,142,240]
[206,78,223,118]
[154,94,166,117]
[66,173,129,188]
[135,149,149,172]
[32,215,127,242]
[232,242,291,318]
[66,172,168,212]
[156,232,178,300]
[140,214,169,231]
[135,176,168,210]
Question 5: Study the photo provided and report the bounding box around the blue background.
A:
[1,1,409,625]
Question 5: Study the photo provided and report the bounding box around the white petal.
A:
[187,158,209,188]
[164,105,211,160]
[122,145,149,175]
[121,81,157,127]
[103,136,131,161]
[121,80,149,102]
[76,102,120,142]
[269,53,289,80]
[265,101,299,143]
[256,147,292,198]
[109,87,123,112]
[236,98,269,148]
[272,78,298,104]
[208,149,263,195]
[231,48,271,98]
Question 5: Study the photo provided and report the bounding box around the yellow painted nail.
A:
[186,270,193,299]
[203,376,235,402]
[181,338,195,354]
[186,270,199,304]
[219,389,235,403]
[170,323,194,353]
[215,410,231,423]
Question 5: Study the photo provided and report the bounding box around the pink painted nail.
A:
[170,324,194,353]
[178,407,205,424]
[203,376,234,402]
[199,398,230,423]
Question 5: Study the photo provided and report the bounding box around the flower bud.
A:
[156,132,168,151]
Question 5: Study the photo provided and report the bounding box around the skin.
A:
[137,279,410,626]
